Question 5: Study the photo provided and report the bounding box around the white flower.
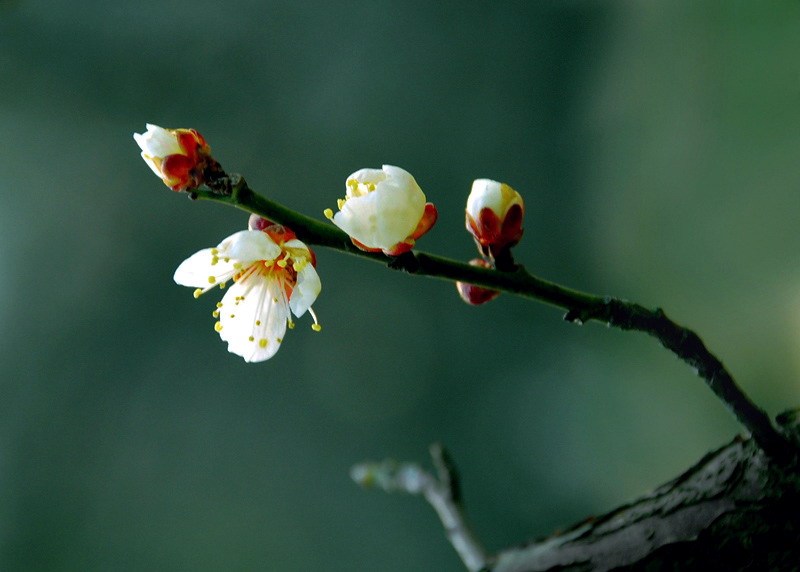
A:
[174,225,321,362]
[465,178,524,255]
[133,123,210,191]
[324,165,437,256]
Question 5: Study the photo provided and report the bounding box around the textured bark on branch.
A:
[491,412,800,572]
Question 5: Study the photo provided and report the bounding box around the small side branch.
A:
[351,444,490,572]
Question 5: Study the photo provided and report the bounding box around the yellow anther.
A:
[311,324,322,332]
[219,282,226,289]
[216,302,223,308]
[224,258,230,263]
[207,276,216,284]
[248,336,254,342]
[323,208,334,220]
[259,338,268,348]
[277,259,287,268]
[233,262,243,269]
[367,182,376,191]
[230,314,235,318]
[273,297,279,303]
[255,320,262,326]
[276,337,282,343]
[212,310,220,318]
[211,248,219,255]
[211,256,219,266]
[193,288,202,299]
[288,320,295,329]
[214,321,223,332]
[337,198,345,210]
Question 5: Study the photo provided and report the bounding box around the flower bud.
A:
[456,258,501,305]
[133,123,212,191]
[465,179,524,258]
[325,165,438,256]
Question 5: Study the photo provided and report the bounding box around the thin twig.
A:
[189,177,796,462]
[351,444,490,571]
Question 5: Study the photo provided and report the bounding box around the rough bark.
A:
[490,413,800,572]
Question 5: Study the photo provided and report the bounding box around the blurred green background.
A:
[2,1,800,570]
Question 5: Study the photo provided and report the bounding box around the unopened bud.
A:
[465,179,524,258]
[133,123,213,191]
[456,258,501,305]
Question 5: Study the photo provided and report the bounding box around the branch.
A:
[351,444,489,572]
[491,416,800,571]
[189,176,796,462]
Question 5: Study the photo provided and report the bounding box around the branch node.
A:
[388,251,420,273]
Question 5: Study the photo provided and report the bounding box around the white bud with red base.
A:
[466,179,524,259]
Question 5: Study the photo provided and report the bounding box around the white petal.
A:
[467,179,523,219]
[140,153,165,178]
[289,263,321,317]
[217,230,281,262]
[217,274,289,362]
[133,124,182,157]
[174,248,237,288]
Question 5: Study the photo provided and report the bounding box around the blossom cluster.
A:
[135,124,526,361]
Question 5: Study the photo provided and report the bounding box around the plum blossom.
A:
[174,220,321,362]
[324,165,437,256]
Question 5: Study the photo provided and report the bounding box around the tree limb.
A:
[491,410,800,571]
[187,175,795,462]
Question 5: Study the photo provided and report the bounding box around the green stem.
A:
[191,181,795,462]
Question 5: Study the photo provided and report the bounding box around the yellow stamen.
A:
[323,208,334,220]
[259,338,268,348]
[207,276,216,284]
[193,288,202,299]
[212,310,219,318]
[219,282,226,289]
[233,262,243,269]
[211,256,219,266]
[255,320,262,326]
[214,321,223,332]
[211,248,219,255]
[309,307,322,332]
[248,336,254,342]
[276,337,282,343]
[337,198,345,210]
[216,302,223,308]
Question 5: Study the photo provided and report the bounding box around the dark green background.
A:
[2,1,799,570]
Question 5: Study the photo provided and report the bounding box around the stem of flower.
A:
[190,179,795,463]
